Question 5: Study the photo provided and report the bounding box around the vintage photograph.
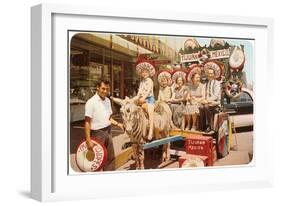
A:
[68,32,254,173]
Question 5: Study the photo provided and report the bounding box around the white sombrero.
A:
[172,70,187,83]
[210,38,226,48]
[75,138,107,172]
[182,156,205,168]
[229,46,245,72]
[203,60,224,80]
[157,70,172,83]
[184,38,201,50]
[136,60,156,77]
[186,64,202,82]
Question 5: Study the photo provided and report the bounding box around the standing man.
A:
[84,79,123,171]
[200,68,221,132]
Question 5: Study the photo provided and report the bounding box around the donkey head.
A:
[111,96,140,135]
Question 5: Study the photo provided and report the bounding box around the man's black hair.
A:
[96,79,110,87]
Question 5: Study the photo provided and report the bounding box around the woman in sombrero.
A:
[157,70,173,103]
[169,70,188,129]
[132,60,156,140]
[170,70,188,105]
[185,72,205,131]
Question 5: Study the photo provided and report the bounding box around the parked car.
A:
[223,88,253,132]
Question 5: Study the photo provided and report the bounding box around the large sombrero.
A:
[181,156,205,168]
[157,70,172,83]
[172,69,187,83]
[210,38,226,48]
[229,46,245,72]
[203,60,224,80]
[186,64,202,82]
[136,59,156,77]
[184,38,200,50]
[75,138,107,172]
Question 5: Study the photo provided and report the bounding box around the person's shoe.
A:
[191,127,196,131]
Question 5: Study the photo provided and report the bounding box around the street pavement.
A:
[214,131,253,166]
[69,119,253,172]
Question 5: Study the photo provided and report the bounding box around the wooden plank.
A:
[110,147,133,170]
[169,129,214,138]
[143,135,183,149]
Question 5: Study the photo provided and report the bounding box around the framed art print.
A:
[31,3,274,201]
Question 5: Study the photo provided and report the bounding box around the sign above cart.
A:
[180,48,230,63]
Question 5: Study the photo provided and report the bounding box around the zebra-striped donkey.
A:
[111,96,174,170]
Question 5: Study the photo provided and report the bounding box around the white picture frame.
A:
[31,3,274,201]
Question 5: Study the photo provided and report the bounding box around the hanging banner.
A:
[180,49,230,63]
[180,53,200,63]
[209,49,230,60]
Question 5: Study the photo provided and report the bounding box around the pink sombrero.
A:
[186,64,202,82]
[203,60,224,80]
[157,70,172,83]
[136,58,156,77]
[172,69,187,83]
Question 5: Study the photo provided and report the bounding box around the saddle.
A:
[139,101,165,117]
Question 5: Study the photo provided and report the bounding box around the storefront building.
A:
[70,32,177,121]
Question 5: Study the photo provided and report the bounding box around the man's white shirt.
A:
[206,79,221,103]
[85,93,112,130]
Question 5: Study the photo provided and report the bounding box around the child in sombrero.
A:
[132,61,155,140]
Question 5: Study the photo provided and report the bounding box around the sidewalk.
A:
[214,131,253,166]
[69,123,253,172]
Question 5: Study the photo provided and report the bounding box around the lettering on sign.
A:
[180,49,230,63]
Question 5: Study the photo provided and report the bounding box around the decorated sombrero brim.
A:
[172,69,187,82]
[229,46,245,71]
[182,156,205,168]
[224,78,243,99]
[157,70,172,83]
[75,138,107,172]
[186,64,202,82]
[136,60,156,77]
[203,60,224,79]
[210,38,226,48]
[184,38,200,50]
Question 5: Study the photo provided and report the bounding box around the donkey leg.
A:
[147,104,155,140]
[161,144,166,163]
[162,130,171,162]
[132,144,139,169]
[139,145,145,170]
[161,132,166,162]
[162,143,171,162]
[166,143,171,161]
